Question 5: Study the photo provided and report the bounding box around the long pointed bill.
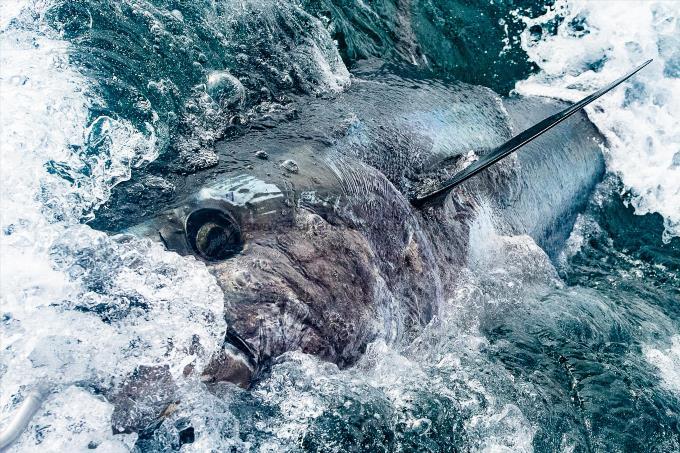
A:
[411,59,652,208]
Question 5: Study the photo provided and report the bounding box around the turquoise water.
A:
[1,1,678,451]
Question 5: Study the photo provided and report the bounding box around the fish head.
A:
[124,139,441,388]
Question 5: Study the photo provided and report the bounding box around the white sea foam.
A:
[9,387,136,452]
[515,0,680,242]
[0,1,29,29]
[0,3,225,449]
[644,336,680,395]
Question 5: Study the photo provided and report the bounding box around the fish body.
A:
[102,70,606,393]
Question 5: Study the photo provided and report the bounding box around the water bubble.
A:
[206,70,245,110]
[280,159,299,174]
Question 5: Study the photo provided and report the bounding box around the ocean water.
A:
[0,1,678,452]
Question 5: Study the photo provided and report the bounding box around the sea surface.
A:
[1,1,678,451]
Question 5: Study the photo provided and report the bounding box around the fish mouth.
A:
[202,327,259,389]
[224,326,258,367]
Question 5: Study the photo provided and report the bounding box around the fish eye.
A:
[185,209,243,261]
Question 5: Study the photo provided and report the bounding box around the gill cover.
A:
[411,60,652,207]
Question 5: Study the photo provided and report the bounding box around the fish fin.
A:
[411,59,652,207]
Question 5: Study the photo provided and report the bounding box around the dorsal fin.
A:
[411,59,652,207]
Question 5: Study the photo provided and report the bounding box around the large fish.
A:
[108,61,648,390]
[0,61,649,446]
